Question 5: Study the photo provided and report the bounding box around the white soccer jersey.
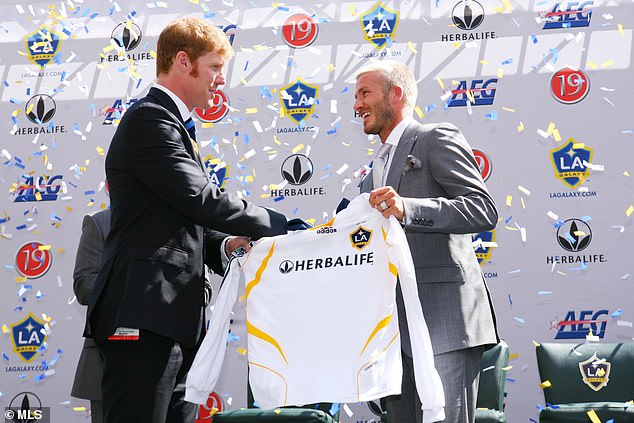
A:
[186,193,445,422]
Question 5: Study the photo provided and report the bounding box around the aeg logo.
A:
[447,79,497,107]
[552,309,608,339]
[13,174,63,202]
[541,1,593,29]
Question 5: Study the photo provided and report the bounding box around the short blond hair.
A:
[356,60,417,115]
[156,17,234,76]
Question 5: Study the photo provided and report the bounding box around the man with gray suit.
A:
[355,60,499,423]
[71,208,110,423]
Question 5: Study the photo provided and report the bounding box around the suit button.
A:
[428,220,434,227]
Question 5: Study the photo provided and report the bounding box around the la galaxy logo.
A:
[11,313,48,363]
[550,139,593,189]
[203,155,228,188]
[350,227,372,250]
[25,25,62,68]
[280,78,318,124]
[473,230,495,265]
[579,353,610,391]
[541,1,593,29]
[360,2,399,49]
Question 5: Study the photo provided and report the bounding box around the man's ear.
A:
[391,85,405,106]
[175,51,190,72]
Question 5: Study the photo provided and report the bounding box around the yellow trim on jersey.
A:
[359,314,393,357]
[356,330,400,400]
[244,241,275,300]
[249,361,289,406]
[388,262,398,278]
[247,320,289,364]
[310,216,336,230]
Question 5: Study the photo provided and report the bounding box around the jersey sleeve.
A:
[185,257,243,404]
[385,216,446,422]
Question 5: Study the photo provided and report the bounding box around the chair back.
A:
[476,340,510,411]
[536,342,634,404]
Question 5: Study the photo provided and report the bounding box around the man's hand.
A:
[225,236,251,257]
[369,186,404,222]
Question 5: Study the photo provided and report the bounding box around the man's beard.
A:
[364,100,394,135]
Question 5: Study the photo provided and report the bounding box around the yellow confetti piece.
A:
[492,6,504,13]
[97,146,105,156]
[517,122,524,132]
[328,63,335,72]
[624,171,630,177]
[102,44,115,53]
[617,24,624,36]
[291,144,305,154]
[245,108,258,114]
[540,380,552,389]
[532,340,541,347]
[505,195,512,207]
[2,324,8,333]
[189,0,200,3]
[349,4,355,16]
[502,0,513,9]
[38,244,52,250]
[435,77,445,90]
[237,347,247,355]
[502,365,513,371]
[586,60,598,70]
[274,409,282,414]
[553,129,561,142]
[201,122,214,128]
[601,60,614,68]
[306,218,316,226]
[56,248,64,253]
[509,353,519,360]
[73,407,87,412]
[521,197,526,209]
[35,191,43,201]
[414,105,424,119]
[407,41,417,53]
[497,68,504,79]
[87,200,95,207]
[502,107,515,113]
[547,122,555,135]
[101,203,108,210]
[65,206,73,212]
[150,50,157,59]
[479,60,490,65]
[626,205,634,218]
[572,142,585,149]
[12,109,19,117]
[15,276,27,283]
[587,410,602,423]
[241,78,248,86]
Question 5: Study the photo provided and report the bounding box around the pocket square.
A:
[402,154,423,174]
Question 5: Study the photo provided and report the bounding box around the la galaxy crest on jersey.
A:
[473,230,495,265]
[350,226,373,250]
[550,139,593,189]
[26,25,62,68]
[360,3,399,49]
[280,78,318,124]
[578,353,610,391]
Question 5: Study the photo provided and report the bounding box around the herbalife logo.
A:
[281,154,313,185]
[25,95,56,124]
[556,218,592,252]
[111,22,142,51]
[452,0,485,30]
[279,260,294,274]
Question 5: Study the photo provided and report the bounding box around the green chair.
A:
[475,340,509,423]
[535,342,634,422]
[212,408,338,423]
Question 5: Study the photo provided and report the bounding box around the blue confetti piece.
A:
[485,110,498,121]
[244,134,250,144]
[508,294,513,305]
[277,6,290,11]
[530,34,538,44]
[580,215,592,221]
[327,128,337,135]
[2,353,9,361]
[341,86,349,93]
[514,317,525,324]
[34,373,46,382]
[244,61,249,72]
[536,404,543,412]
[529,419,538,423]
[504,216,513,224]
[84,190,96,195]
[322,164,332,171]
[501,58,513,65]
[580,261,587,270]
[273,196,285,202]
[538,291,553,295]
[293,208,299,215]
[16,225,26,230]
[9,97,21,104]
[63,28,72,37]
[425,104,437,113]
[611,309,623,318]
[329,403,340,416]
[226,331,240,343]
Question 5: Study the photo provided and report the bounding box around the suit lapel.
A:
[385,122,418,190]
[145,88,206,172]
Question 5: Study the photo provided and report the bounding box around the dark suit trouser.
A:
[383,346,484,423]
[95,330,198,423]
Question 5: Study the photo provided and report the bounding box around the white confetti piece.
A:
[343,404,353,417]
[336,164,349,175]
[547,211,559,220]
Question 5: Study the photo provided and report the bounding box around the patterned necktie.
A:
[372,142,393,188]
[184,117,197,141]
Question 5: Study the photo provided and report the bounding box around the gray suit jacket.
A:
[361,121,499,355]
[71,209,110,400]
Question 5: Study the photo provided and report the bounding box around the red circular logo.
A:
[550,67,590,104]
[282,13,318,48]
[194,90,229,123]
[15,242,52,279]
[473,149,492,181]
[196,391,223,422]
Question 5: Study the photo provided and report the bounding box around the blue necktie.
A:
[184,117,197,141]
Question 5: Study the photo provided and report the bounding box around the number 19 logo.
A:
[550,67,589,104]
[194,90,229,123]
[15,242,52,279]
[282,13,318,48]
